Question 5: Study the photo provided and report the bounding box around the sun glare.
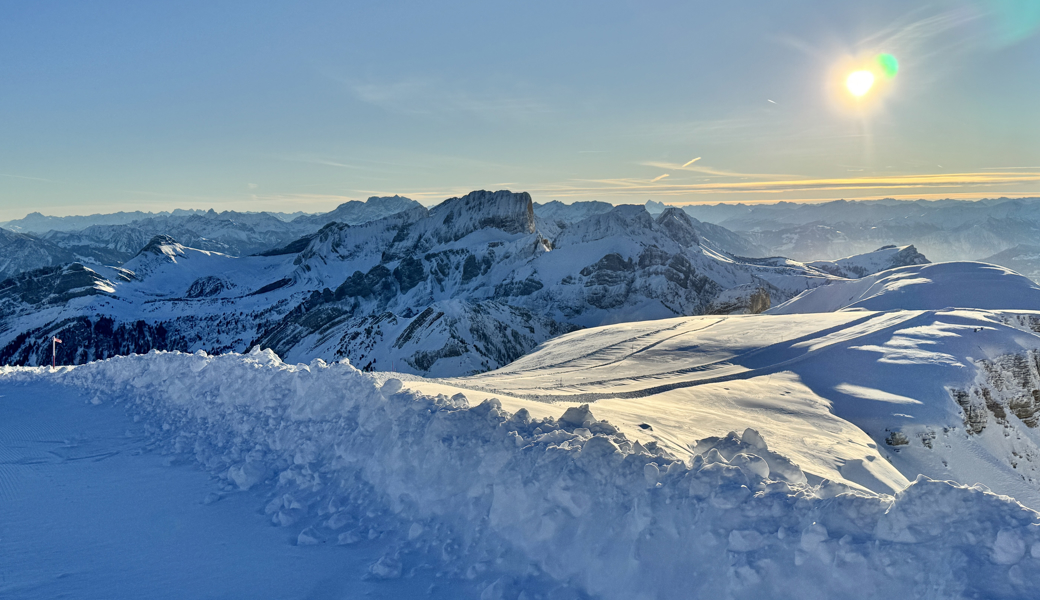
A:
[846,70,875,97]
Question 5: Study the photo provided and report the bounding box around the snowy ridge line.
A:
[490,317,727,378]
[449,311,922,404]
[5,351,1040,598]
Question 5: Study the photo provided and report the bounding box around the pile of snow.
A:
[6,350,1040,598]
[769,262,1040,314]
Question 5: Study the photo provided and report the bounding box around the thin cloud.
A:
[681,157,702,168]
[642,160,792,179]
[531,171,1040,197]
[859,7,981,54]
[342,76,551,119]
[0,173,51,182]
[650,174,670,183]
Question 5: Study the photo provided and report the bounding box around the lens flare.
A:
[846,70,875,97]
[876,53,898,79]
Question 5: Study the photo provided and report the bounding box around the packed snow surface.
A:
[769,262,1040,314]
[6,348,1040,599]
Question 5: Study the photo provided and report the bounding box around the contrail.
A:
[681,157,702,168]
[651,174,670,183]
[767,99,776,104]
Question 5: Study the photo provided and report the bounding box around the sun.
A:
[846,70,875,97]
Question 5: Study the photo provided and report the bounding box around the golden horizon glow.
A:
[524,171,1040,198]
[846,70,875,96]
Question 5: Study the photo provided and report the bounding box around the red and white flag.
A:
[53,337,62,344]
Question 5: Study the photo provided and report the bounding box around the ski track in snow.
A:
[447,312,905,402]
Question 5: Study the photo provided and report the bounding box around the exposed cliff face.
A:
[424,189,536,244]
[0,262,123,307]
[951,351,1040,434]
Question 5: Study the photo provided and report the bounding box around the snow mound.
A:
[6,350,1040,598]
[769,262,1040,314]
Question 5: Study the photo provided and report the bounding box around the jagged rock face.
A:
[655,208,700,248]
[952,351,1040,433]
[888,245,930,268]
[0,263,115,307]
[943,349,1040,486]
[707,285,770,315]
[425,190,536,244]
[185,276,228,298]
[0,190,851,376]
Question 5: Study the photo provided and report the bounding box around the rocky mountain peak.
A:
[655,207,701,247]
[136,234,182,257]
[427,190,535,242]
[888,244,930,268]
[554,204,655,247]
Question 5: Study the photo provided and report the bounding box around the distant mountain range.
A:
[0,190,918,376]
[0,196,423,280]
[678,197,1040,274]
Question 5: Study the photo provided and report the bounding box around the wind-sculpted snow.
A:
[408,305,1040,509]
[769,262,1040,314]
[5,351,1040,598]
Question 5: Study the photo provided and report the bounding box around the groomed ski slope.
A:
[5,349,1040,599]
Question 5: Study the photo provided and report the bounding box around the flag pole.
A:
[51,336,62,369]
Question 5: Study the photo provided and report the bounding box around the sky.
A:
[1,0,1039,219]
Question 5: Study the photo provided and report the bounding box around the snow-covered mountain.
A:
[287,195,423,230]
[768,261,1040,314]
[0,209,197,232]
[0,196,425,277]
[981,244,1040,284]
[0,190,878,376]
[680,196,1040,262]
[1,197,424,235]
[0,227,76,280]
[803,244,929,279]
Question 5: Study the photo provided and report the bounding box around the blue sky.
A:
[1,0,1038,219]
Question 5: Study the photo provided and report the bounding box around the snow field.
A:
[5,350,1040,598]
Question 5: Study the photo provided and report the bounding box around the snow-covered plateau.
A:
[4,258,1040,598]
